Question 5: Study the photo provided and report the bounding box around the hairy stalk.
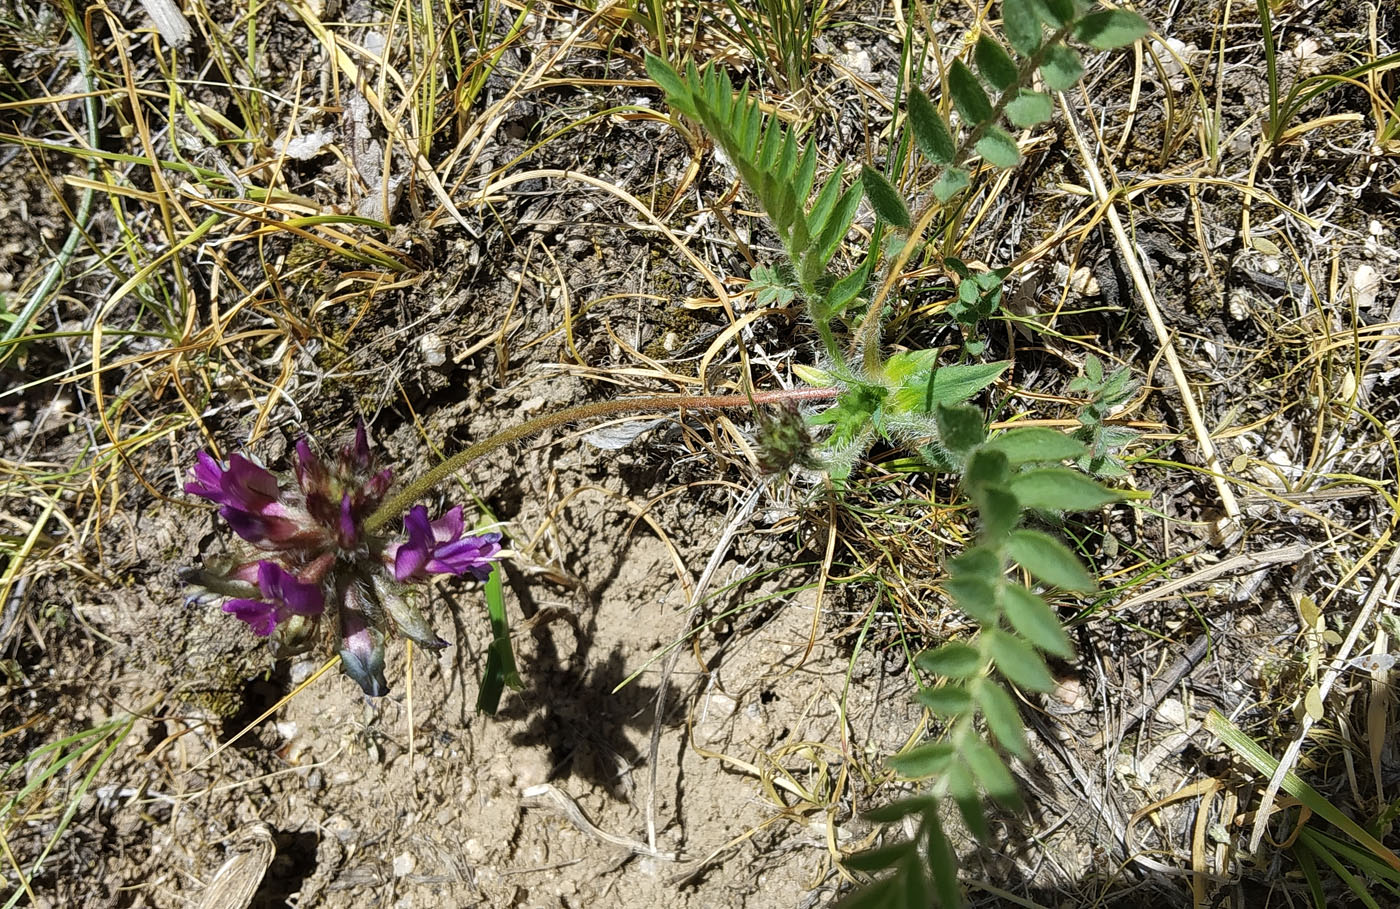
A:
[851,23,1075,370]
[365,386,841,532]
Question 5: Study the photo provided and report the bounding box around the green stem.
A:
[364,386,841,532]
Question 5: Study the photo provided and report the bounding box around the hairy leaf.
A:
[965,447,1010,490]
[916,642,983,679]
[889,741,956,778]
[973,676,1030,757]
[1006,89,1053,126]
[983,627,1056,692]
[830,876,899,909]
[890,360,1009,415]
[1000,583,1074,658]
[1040,44,1085,90]
[843,840,916,873]
[908,88,956,164]
[1003,0,1042,54]
[916,684,974,718]
[984,427,1087,464]
[950,545,1001,579]
[810,184,864,281]
[946,574,1000,623]
[926,809,962,907]
[936,403,987,455]
[932,166,970,200]
[975,35,1019,91]
[1032,0,1075,27]
[864,796,937,824]
[646,54,691,110]
[1010,468,1121,511]
[947,763,991,844]
[1075,9,1151,49]
[976,484,1021,543]
[826,252,874,314]
[964,737,1021,803]
[1007,529,1096,591]
[976,125,1021,168]
[949,59,994,124]
[860,165,911,228]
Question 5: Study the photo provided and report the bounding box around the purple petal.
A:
[223,455,281,513]
[223,598,278,636]
[428,506,464,544]
[221,507,272,543]
[294,438,325,493]
[339,493,357,545]
[427,532,502,579]
[185,452,226,502]
[220,508,300,546]
[394,541,429,582]
[257,561,324,616]
[403,505,433,546]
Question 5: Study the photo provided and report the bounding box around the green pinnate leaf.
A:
[864,796,937,824]
[1031,0,1074,27]
[925,809,962,907]
[984,427,1087,464]
[950,545,1001,579]
[810,383,885,447]
[645,54,691,111]
[916,642,983,679]
[1006,89,1053,127]
[944,762,990,843]
[975,125,1021,168]
[949,59,994,124]
[983,627,1056,692]
[965,447,1010,489]
[1007,529,1096,591]
[1074,9,1151,49]
[811,184,864,280]
[964,737,1020,804]
[897,852,931,907]
[1010,468,1121,511]
[859,165,911,228]
[830,876,899,909]
[1040,44,1085,90]
[936,403,987,455]
[973,676,1030,757]
[889,741,956,778]
[916,684,974,718]
[975,35,1018,91]
[908,88,956,165]
[843,840,916,873]
[1000,583,1073,658]
[932,167,970,201]
[826,253,874,313]
[975,484,1020,543]
[1003,0,1042,54]
[946,574,1000,623]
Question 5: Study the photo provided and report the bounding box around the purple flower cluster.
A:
[184,423,502,696]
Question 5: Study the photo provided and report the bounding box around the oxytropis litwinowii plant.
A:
[181,423,501,696]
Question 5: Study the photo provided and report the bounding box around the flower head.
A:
[184,422,503,697]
